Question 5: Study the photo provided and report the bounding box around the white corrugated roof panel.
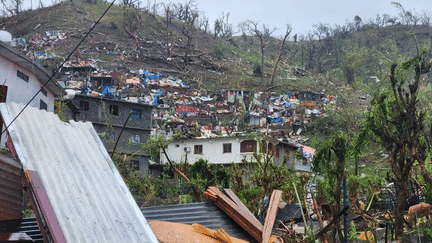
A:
[0,103,157,243]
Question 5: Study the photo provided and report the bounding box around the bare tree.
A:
[123,8,143,58]
[391,2,420,25]
[172,0,198,23]
[164,3,172,58]
[10,0,22,16]
[312,23,330,40]
[182,12,198,67]
[375,14,386,28]
[305,32,316,71]
[354,15,362,31]
[244,20,266,83]
[269,25,291,87]
[262,24,276,40]
[421,10,431,27]
[214,12,233,38]
[411,10,421,26]
[382,13,391,27]
[243,20,291,91]
[196,13,209,33]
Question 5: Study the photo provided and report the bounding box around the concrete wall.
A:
[93,123,150,155]
[0,55,55,111]
[68,94,152,130]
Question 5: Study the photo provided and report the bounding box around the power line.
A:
[1,0,116,135]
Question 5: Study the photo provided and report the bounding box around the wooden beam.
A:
[204,187,264,242]
[224,189,262,226]
[262,190,283,243]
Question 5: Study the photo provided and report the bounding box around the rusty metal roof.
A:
[0,152,22,221]
[0,102,157,243]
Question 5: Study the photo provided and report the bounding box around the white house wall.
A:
[0,55,55,111]
[162,137,254,164]
[273,145,296,170]
[296,160,312,172]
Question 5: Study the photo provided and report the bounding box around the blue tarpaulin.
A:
[143,71,162,80]
[102,86,111,96]
[272,117,281,124]
[153,90,163,106]
[285,102,295,108]
[153,96,158,106]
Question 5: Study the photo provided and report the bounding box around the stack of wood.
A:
[204,187,283,243]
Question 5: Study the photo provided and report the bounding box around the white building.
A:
[161,135,314,172]
[162,136,259,165]
[0,40,64,111]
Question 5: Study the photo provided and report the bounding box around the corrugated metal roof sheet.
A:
[0,218,44,243]
[0,102,157,243]
[142,202,256,242]
[275,203,303,222]
[0,152,22,221]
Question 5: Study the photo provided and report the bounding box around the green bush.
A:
[212,45,226,60]
[237,186,263,214]
[252,63,262,77]
[187,158,230,191]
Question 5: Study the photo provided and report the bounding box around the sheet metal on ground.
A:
[0,103,157,243]
[142,202,256,242]
[0,218,43,242]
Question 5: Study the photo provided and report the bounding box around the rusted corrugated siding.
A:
[0,152,22,220]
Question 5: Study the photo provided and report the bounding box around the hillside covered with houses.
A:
[1,0,432,242]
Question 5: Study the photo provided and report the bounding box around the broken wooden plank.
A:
[224,188,262,226]
[214,188,264,232]
[262,190,283,243]
[203,191,217,201]
[204,187,264,242]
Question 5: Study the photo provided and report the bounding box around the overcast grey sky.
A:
[165,0,431,37]
[21,0,431,37]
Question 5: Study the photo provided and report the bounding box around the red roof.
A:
[176,105,199,115]
[302,145,316,155]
